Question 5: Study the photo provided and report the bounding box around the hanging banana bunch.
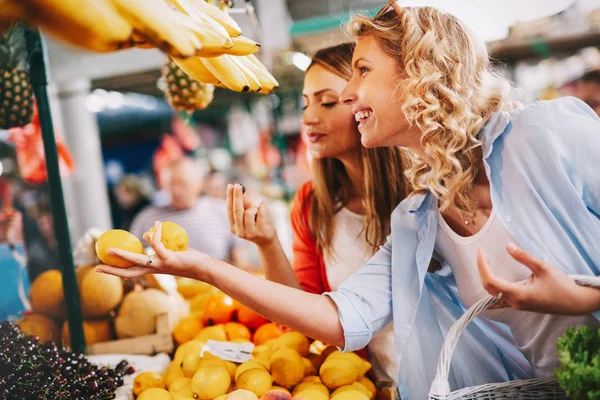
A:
[2,0,278,94]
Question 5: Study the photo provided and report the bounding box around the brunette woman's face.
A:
[340,35,419,149]
[302,64,360,160]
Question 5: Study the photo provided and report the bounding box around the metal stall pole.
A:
[24,29,86,354]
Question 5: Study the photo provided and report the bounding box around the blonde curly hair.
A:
[349,6,515,216]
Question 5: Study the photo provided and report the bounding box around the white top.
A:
[435,211,599,377]
[325,208,398,384]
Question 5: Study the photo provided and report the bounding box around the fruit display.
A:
[0,321,135,399]
[133,325,376,400]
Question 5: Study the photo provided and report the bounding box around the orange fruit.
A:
[174,314,204,345]
[95,229,144,268]
[235,301,269,331]
[202,292,237,326]
[224,322,251,341]
[253,323,283,346]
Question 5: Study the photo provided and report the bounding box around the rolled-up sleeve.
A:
[324,236,393,352]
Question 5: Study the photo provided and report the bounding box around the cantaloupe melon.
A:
[62,319,114,347]
[16,313,61,343]
[115,289,189,338]
[76,266,123,318]
[29,270,66,320]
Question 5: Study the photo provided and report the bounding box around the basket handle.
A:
[428,274,600,398]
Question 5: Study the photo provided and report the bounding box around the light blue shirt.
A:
[325,97,600,399]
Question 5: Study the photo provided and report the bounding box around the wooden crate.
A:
[87,313,174,355]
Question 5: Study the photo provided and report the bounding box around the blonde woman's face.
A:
[341,36,419,149]
[302,64,360,160]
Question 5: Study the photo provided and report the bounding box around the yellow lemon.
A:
[292,382,329,397]
[133,371,166,397]
[149,221,188,251]
[270,347,304,389]
[223,361,238,382]
[319,359,359,390]
[191,366,231,400]
[137,388,172,400]
[272,332,310,357]
[195,324,228,343]
[293,389,329,400]
[174,340,205,365]
[169,377,193,398]
[330,391,369,400]
[235,368,273,397]
[301,376,321,384]
[326,353,371,377]
[302,358,317,377]
[164,362,186,389]
[358,377,376,400]
[235,360,267,382]
[95,229,144,268]
[330,383,371,399]
[182,353,203,378]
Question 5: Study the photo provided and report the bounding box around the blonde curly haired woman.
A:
[97,2,600,398]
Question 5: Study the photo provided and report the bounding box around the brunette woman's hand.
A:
[227,183,277,247]
[477,243,600,315]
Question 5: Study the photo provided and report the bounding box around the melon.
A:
[76,266,123,318]
[29,270,66,320]
[16,313,61,344]
[115,289,189,338]
[62,319,114,347]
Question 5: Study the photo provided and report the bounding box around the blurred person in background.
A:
[227,43,407,391]
[130,156,247,266]
[113,175,151,231]
[569,69,600,116]
[203,170,230,200]
[26,196,60,280]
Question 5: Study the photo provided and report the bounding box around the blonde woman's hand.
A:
[227,183,277,247]
[477,244,600,315]
[95,221,213,281]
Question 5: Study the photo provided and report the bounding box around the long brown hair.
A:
[304,43,407,255]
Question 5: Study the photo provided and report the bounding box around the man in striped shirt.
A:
[130,157,246,265]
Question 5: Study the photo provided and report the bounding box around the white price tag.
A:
[201,340,255,363]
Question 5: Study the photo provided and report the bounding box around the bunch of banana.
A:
[173,53,279,94]
[163,0,278,94]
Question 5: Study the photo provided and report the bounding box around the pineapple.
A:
[0,24,34,130]
[162,58,215,112]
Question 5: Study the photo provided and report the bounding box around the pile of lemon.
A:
[133,331,375,400]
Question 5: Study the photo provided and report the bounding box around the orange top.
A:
[290,181,332,294]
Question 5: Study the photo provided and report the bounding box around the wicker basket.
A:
[428,275,600,400]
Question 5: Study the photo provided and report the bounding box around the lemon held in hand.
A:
[95,229,144,268]
[149,221,189,251]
